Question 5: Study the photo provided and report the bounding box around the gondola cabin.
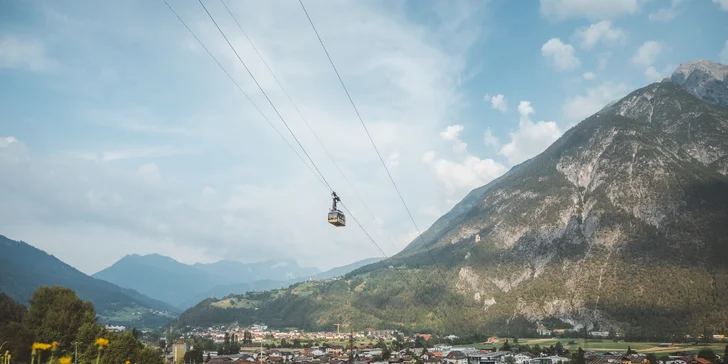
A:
[328,191,346,227]
[328,209,346,227]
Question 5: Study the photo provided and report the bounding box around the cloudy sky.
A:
[1,0,726,275]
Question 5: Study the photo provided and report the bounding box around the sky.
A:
[1,0,727,275]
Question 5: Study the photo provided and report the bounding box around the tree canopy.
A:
[0,286,165,364]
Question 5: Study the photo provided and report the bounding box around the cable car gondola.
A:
[328,191,346,227]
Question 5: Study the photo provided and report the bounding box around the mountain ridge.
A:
[0,234,179,328]
[173,59,728,339]
[94,252,381,310]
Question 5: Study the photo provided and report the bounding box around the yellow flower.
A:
[52,341,60,352]
[126,361,131,364]
[95,337,109,347]
[32,343,52,351]
[60,356,73,364]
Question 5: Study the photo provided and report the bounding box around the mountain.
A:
[94,253,379,310]
[193,259,321,282]
[0,235,179,328]
[665,59,728,108]
[173,59,728,340]
[93,253,235,309]
[177,257,383,309]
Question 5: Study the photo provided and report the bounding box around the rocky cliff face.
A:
[664,59,728,108]
[399,60,728,337]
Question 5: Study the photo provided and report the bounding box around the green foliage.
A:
[184,348,204,364]
[0,235,178,329]
[697,349,716,363]
[22,286,97,350]
[0,286,165,364]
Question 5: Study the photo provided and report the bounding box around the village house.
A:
[467,351,510,364]
[508,353,535,364]
[445,351,468,364]
[530,356,570,364]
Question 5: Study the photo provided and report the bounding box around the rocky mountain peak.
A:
[663,59,728,107]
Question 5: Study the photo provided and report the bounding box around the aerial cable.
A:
[297,0,452,295]
[217,1,465,334]
[159,0,327,189]
[218,0,408,265]
[164,0,463,335]
[197,0,335,193]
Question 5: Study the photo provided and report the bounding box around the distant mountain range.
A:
[92,253,381,310]
[0,234,179,328]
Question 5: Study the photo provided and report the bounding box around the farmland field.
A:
[459,338,728,355]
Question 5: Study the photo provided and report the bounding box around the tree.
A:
[22,286,96,350]
[376,339,387,349]
[137,347,166,364]
[505,356,516,364]
[627,346,637,355]
[502,340,512,352]
[293,339,301,348]
[697,349,716,363]
[514,337,519,344]
[572,347,585,364]
[646,353,657,364]
[382,348,391,360]
[160,340,167,349]
[184,348,204,364]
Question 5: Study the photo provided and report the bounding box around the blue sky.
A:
[1,0,727,274]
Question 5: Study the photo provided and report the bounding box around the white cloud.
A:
[713,0,728,11]
[539,0,641,21]
[644,66,663,82]
[0,136,18,148]
[541,38,581,71]
[483,128,499,147]
[597,52,612,71]
[440,125,468,153]
[201,186,217,199]
[0,136,30,165]
[563,82,632,123]
[423,151,507,196]
[0,0,489,272]
[573,21,627,50]
[499,101,563,165]
[721,40,728,63]
[649,0,685,22]
[69,146,198,162]
[387,152,400,169]
[488,93,508,113]
[0,36,55,72]
[137,163,162,184]
[583,72,596,80]
[631,41,663,66]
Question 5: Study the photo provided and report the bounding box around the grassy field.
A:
[459,338,728,355]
